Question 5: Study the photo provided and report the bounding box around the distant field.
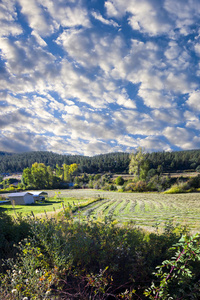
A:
[63,190,200,233]
[1,189,200,233]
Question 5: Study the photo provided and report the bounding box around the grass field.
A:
[1,189,200,232]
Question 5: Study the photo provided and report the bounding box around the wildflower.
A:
[25,279,29,284]
[19,270,22,274]
[11,289,17,294]
[35,269,40,274]
[22,298,29,300]
[46,290,51,295]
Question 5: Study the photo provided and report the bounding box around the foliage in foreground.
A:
[0,209,200,299]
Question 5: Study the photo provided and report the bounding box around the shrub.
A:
[145,234,200,299]
[1,212,197,299]
[115,176,125,186]
[0,212,30,271]
[124,182,136,191]
[109,184,117,191]
[134,180,147,192]
[73,183,81,189]
[164,181,192,194]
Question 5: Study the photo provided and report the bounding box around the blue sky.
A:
[0,0,200,156]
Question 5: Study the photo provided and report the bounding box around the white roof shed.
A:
[30,191,48,201]
[8,192,35,205]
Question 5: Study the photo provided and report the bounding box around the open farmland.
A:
[1,189,200,232]
[48,189,200,233]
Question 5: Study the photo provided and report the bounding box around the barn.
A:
[30,191,48,202]
[8,192,35,205]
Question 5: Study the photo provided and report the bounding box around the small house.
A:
[8,192,35,205]
[30,191,48,202]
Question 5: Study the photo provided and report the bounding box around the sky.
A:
[0,0,200,156]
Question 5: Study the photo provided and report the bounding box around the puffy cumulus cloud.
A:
[111,38,196,108]
[186,90,200,110]
[113,110,160,136]
[115,135,138,148]
[64,105,82,116]
[0,0,22,37]
[61,111,118,141]
[0,130,48,153]
[112,39,159,82]
[0,108,32,129]
[17,0,55,36]
[184,111,200,130]
[138,89,172,108]
[83,140,117,156]
[105,0,172,36]
[45,136,81,155]
[0,0,200,155]
[0,36,55,75]
[91,11,119,27]
[31,31,47,47]
[194,43,200,56]
[163,127,200,150]
[152,108,182,125]
[164,41,181,60]
[0,36,57,95]
[56,28,95,67]
[164,0,200,36]
[139,136,172,152]
[163,72,195,94]
[56,28,125,73]
[40,0,91,28]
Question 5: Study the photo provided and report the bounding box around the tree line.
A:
[0,151,130,174]
[1,149,200,175]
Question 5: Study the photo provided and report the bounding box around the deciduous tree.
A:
[129,147,149,181]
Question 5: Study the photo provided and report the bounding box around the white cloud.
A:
[17,0,55,36]
[31,31,47,47]
[194,43,200,56]
[40,0,91,28]
[163,126,200,150]
[0,0,22,37]
[153,109,181,125]
[0,0,200,155]
[184,111,200,130]
[139,136,172,152]
[91,11,119,27]
[165,41,181,60]
[105,0,172,36]
[138,89,172,108]
[187,90,200,110]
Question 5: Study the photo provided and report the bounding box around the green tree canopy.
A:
[129,147,149,181]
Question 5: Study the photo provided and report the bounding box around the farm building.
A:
[8,192,35,205]
[30,191,48,201]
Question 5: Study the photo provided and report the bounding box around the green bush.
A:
[164,181,192,194]
[1,212,192,299]
[115,176,125,186]
[0,212,30,271]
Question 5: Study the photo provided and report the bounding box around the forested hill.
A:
[0,151,130,174]
[147,149,200,172]
[1,149,200,174]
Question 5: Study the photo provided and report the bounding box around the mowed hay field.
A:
[48,189,200,233]
[2,189,200,232]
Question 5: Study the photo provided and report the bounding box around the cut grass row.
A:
[1,189,200,232]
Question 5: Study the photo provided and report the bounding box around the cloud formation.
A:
[0,0,200,155]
